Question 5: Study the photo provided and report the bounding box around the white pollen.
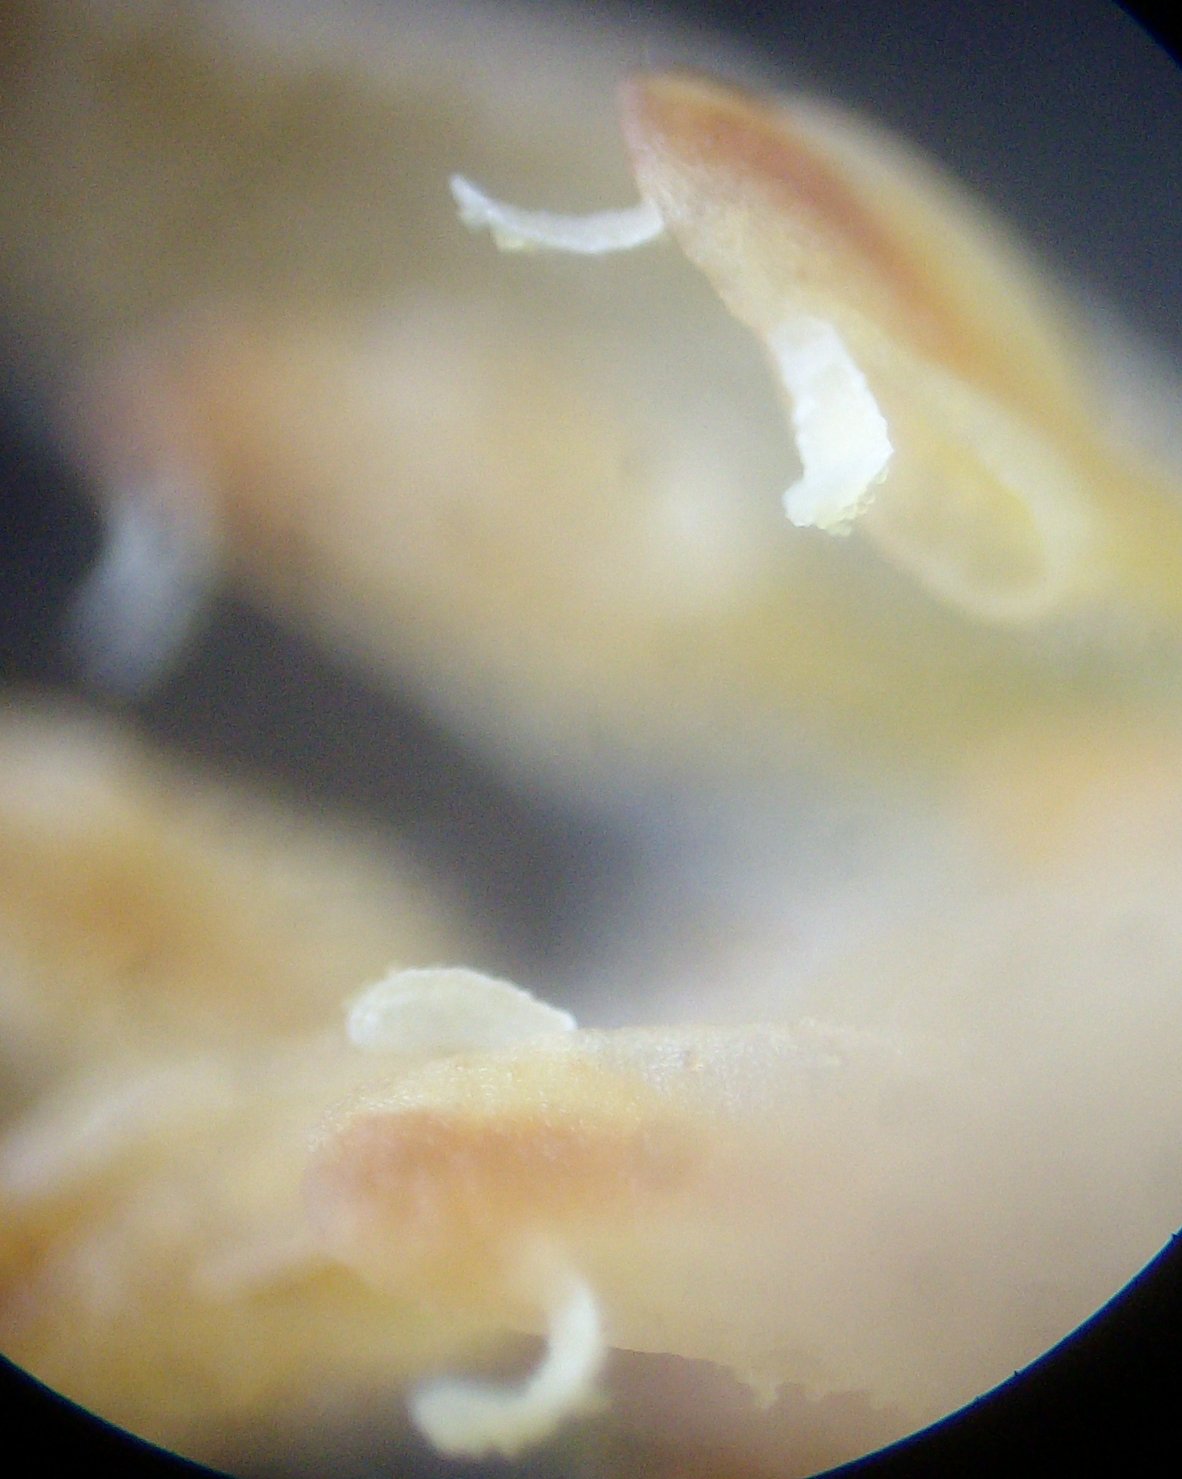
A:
[450,174,665,255]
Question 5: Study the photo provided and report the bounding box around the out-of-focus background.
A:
[5,0,1182,994]
[2,2,1181,1477]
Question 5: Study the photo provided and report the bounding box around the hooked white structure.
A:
[408,1275,605,1457]
[450,175,665,254]
[450,175,892,530]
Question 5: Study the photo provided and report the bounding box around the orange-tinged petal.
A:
[621,71,1182,622]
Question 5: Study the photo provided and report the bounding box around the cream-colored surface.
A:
[1,3,1181,1477]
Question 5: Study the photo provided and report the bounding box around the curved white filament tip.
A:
[450,174,665,255]
[408,1276,605,1457]
[767,316,894,532]
[449,174,890,533]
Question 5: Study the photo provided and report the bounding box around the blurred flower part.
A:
[2,3,1182,1478]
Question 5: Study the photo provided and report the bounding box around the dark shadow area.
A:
[0,1359,228,1479]
[128,592,644,986]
